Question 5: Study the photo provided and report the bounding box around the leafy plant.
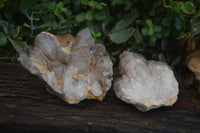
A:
[0,0,200,67]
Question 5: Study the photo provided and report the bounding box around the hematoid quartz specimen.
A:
[18,28,113,104]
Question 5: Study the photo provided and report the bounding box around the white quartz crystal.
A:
[114,51,179,112]
[18,28,113,104]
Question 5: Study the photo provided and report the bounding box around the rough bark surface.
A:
[0,64,200,133]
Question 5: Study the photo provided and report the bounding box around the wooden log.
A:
[0,64,200,132]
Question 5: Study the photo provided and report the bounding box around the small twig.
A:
[162,0,168,8]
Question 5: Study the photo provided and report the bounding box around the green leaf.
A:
[54,8,60,17]
[61,7,68,13]
[178,32,187,39]
[113,14,135,31]
[76,13,85,22]
[35,21,57,30]
[130,39,141,50]
[0,32,7,46]
[162,17,171,27]
[85,10,93,20]
[149,36,156,47]
[10,26,20,38]
[46,2,56,10]
[20,0,35,17]
[8,38,27,52]
[57,1,64,8]
[91,30,95,36]
[95,2,103,9]
[132,43,141,50]
[146,19,153,28]
[109,27,135,44]
[180,1,196,15]
[111,0,123,6]
[141,28,148,36]
[192,23,200,36]
[88,1,95,7]
[161,39,167,50]
[153,25,162,32]
[158,53,165,62]
[170,56,181,66]
[81,0,89,5]
[0,20,8,34]
[174,17,182,30]
[94,10,105,20]
[133,28,143,44]
[147,28,154,36]
[96,32,102,37]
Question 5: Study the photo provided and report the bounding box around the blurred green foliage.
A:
[0,0,200,66]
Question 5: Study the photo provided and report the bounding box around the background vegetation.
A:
[1,0,200,110]
[0,0,199,63]
[0,0,199,67]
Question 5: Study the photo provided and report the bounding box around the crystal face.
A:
[18,28,113,104]
[114,51,179,112]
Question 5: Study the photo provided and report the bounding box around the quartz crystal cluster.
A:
[114,51,179,112]
[18,28,113,104]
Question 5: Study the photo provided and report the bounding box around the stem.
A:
[27,12,34,41]
[162,0,168,8]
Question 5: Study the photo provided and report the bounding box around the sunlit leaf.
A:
[148,28,154,36]
[8,38,27,52]
[146,19,153,28]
